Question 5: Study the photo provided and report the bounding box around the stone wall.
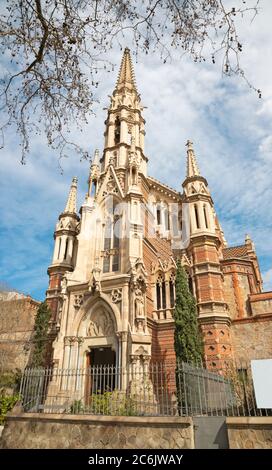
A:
[0,413,194,449]
[249,292,272,316]
[226,417,272,449]
[0,297,39,371]
[232,316,272,361]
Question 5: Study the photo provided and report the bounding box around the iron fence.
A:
[19,361,272,417]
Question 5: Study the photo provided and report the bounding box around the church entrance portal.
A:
[89,347,116,368]
[86,347,116,397]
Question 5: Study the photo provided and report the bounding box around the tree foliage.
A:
[31,301,51,367]
[173,261,203,364]
[0,0,260,163]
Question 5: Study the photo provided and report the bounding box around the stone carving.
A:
[64,336,77,346]
[111,288,122,303]
[89,258,101,293]
[87,309,114,337]
[135,288,144,317]
[129,258,147,292]
[135,318,146,333]
[61,275,67,294]
[74,294,84,309]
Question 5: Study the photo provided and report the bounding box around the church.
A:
[46,48,272,375]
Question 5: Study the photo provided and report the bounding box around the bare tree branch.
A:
[0,0,261,164]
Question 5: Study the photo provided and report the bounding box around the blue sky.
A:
[0,1,272,300]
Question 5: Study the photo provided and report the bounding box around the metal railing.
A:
[19,360,272,417]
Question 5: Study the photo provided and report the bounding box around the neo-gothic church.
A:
[46,48,272,375]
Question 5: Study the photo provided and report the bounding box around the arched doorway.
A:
[86,347,117,396]
[88,347,116,368]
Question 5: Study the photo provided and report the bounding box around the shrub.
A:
[0,369,22,393]
[0,393,20,424]
[69,399,84,414]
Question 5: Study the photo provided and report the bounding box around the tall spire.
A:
[64,177,78,214]
[186,140,200,178]
[115,47,137,92]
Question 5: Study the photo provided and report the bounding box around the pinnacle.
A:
[186,140,200,178]
[92,148,100,166]
[64,176,78,214]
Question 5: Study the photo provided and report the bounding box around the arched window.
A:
[162,281,166,309]
[114,117,120,145]
[194,204,200,229]
[169,273,175,308]
[91,179,97,198]
[203,204,209,229]
[132,167,137,185]
[156,274,166,310]
[164,205,170,230]
[57,238,62,260]
[156,282,161,310]
[156,204,161,225]
[64,238,69,260]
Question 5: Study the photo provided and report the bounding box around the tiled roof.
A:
[222,245,248,260]
[147,176,181,197]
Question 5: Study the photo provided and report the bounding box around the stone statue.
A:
[135,288,144,318]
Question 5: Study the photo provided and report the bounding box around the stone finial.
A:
[245,233,255,251]
[186,140,200,178]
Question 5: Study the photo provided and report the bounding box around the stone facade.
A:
[44,47,272,390]
[0,413,194,449]
[232,317,272,361]
[226,417,272,449]
[0,294,40,371]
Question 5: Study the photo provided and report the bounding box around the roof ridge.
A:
[147,175,180,196]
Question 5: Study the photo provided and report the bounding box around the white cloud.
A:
[263,269,272,292]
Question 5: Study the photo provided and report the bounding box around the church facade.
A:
[46,49,272,374]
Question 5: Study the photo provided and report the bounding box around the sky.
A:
[0,1,272,301]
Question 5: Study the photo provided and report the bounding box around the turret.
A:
[183,140,216,236]
[181,141,232,370]
[47,177,79,323]
[51,177,79,268]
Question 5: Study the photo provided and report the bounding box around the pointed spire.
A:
[115,47,137,91]
[186,140,200,178]
[64,177,77,214]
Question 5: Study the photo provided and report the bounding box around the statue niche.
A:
[134,287,147,334]
[87,309,114,337]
